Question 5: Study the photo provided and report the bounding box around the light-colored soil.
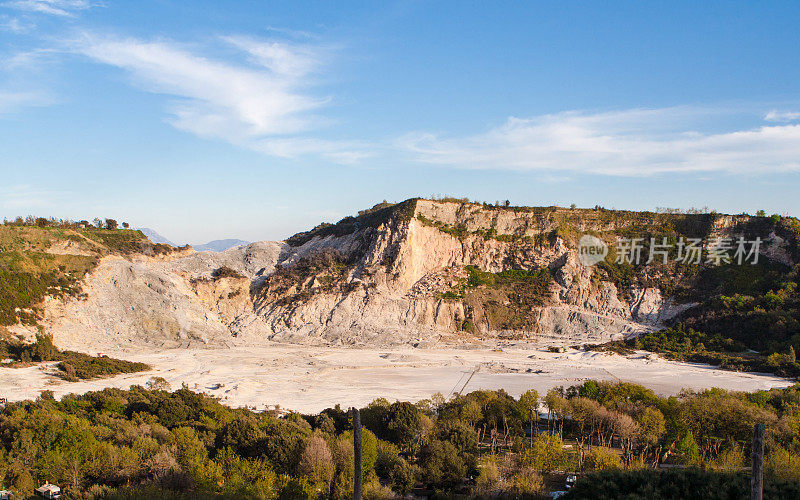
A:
[0,342,792,414]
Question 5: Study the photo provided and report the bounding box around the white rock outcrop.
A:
[37,200,792,349]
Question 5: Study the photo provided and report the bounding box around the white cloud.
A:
[0,48,57,113]
[764,110,800,123]
[0,14,31,32]
[72,33,368,162]
[2,0,96,17]
[223,36,324,79]
[2,46,58,70]
[400,107,800,175]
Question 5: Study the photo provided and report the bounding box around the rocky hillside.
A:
[5,200,799,351]
[251,199,799,347]
[0,223,182,337]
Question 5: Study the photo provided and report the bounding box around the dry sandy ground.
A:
[1,343,794,414]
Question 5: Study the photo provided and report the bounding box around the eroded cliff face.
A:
[34,200,797,349]
[247,200,729,345]
[33,242,284,350]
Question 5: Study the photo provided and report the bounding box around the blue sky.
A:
[1,1,799,243]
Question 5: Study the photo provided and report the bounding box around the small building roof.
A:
[35,483,60,493]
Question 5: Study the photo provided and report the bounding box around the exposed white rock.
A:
[32,200,793,349]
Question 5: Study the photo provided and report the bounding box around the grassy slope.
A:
[0,224,159,379]
[0,225,154,328]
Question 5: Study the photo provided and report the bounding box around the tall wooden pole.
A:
[530,408,534,447]
[352,407,362,500]
[751,423,764,500]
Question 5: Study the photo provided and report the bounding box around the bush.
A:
[676,431,701,465]
[418,439,466,488]
[210,266,243,280]
[1,336,148,380]
[522,434,571,472]
[510,467,544,496]
[298,435,334,491]
[57,352,150,381]
[435,419,478,453]
[584,446,622,471]
[474,455,500,491]
[374,440,415,494]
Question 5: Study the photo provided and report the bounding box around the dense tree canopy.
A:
[0,380,798,498]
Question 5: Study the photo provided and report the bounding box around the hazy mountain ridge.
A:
[136,227,175,246]
[193,239,251,252]
[137,228,251,252]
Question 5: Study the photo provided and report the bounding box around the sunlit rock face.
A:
[37,200,795,349]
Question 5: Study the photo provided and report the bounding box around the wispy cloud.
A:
[1,46,59,70]
[0,14,31,32]
[2,0,97,17]
[0,46,59,112]
[399,107,800,175]
[71,33,368,162]
[764,110,800,123]
[223,35,324,80]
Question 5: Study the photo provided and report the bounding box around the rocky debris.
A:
[406,266,469,298]
[762,232,793,267]
[628,287,696,325]
[167,241,286,279]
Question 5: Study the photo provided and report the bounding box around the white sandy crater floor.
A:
[0,342,793,414]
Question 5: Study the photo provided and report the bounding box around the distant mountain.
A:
[137,228,175,246]
[136,229,247,252]
[193,239,250,252]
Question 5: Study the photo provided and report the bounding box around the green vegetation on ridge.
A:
[286,199,418,247]
[591,259,800,378]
